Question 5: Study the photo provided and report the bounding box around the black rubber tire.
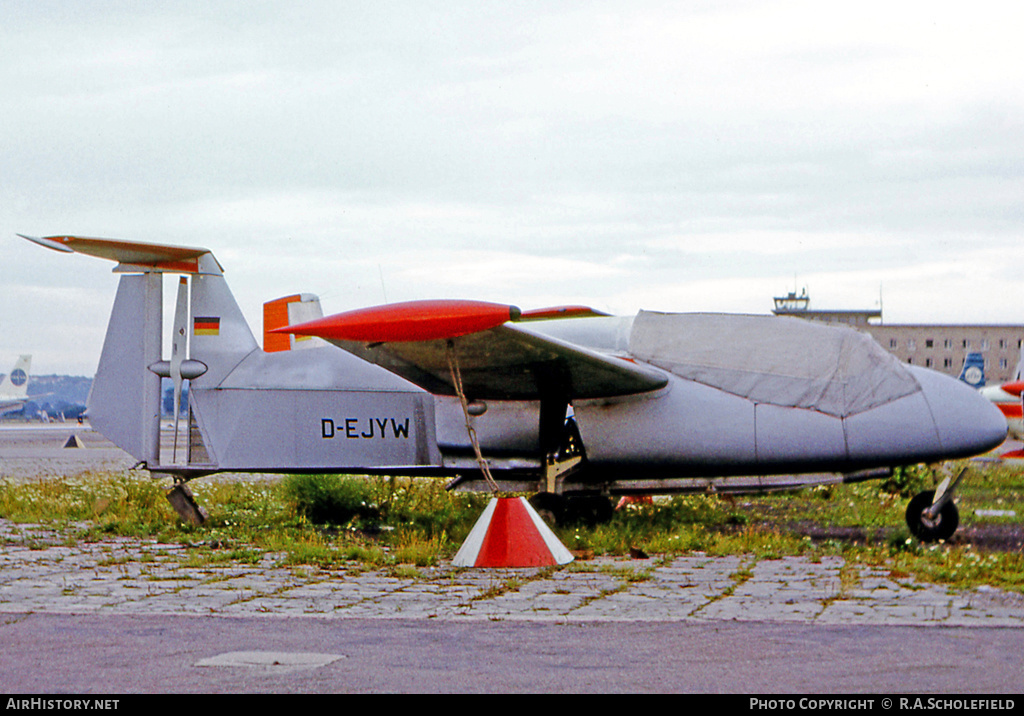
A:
[529,493,567,527]
[905,490,960,543]
[566,494,615,527]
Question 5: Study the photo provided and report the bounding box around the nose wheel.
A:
[905,489,959,543]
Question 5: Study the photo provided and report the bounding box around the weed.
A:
[882,464,932,497]
[0,460,1021,595]
[391,532,446,567]
[282,474,381,526]
[476,578,522,601]
[387,564,424,580]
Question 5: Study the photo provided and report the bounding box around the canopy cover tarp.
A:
[629,312,922,418]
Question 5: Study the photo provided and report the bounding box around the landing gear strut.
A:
[165,478,208,526]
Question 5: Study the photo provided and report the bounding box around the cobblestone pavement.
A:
[2,520,1022,626]
[2,425,1022,629]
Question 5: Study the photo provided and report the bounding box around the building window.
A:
[944,358,953,368]
[925,339,934,348]
[944,339,953,349]
[963,339,971,348]
[925,358,933,367]
[908,339,916,351]
[889,338,898,349]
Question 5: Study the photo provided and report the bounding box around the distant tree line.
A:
[1,374,188,421]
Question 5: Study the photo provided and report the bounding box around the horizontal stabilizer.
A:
[18,234,221,274]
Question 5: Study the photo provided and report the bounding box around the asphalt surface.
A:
[1,424,1023,694]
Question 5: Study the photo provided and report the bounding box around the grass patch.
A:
[0,472,177,538]
[0,472,489,571]
[886,545,1024,594]
[0,460,1021,593]
[552,459,1024,593]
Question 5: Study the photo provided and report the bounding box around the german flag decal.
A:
[193,316,220,336]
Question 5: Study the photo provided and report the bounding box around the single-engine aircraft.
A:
[22,234,1008,542]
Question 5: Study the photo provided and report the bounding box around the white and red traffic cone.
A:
[453,497,574,568]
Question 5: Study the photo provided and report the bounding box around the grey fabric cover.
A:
[629,311,921,418]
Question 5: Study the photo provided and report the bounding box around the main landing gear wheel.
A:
[529,493,566,526]
[905,489,959,543]
[529,494,614,527]
[566,494,615,526]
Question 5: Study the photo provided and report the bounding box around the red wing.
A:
[279,300,666,400]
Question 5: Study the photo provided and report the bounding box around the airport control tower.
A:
[771,288,881,327]
[771,288,1023,383]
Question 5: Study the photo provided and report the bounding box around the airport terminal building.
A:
[772,291,1024,384]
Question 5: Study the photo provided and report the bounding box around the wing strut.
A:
[445,341,500,494]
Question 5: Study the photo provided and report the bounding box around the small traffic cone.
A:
[453,496,574,568]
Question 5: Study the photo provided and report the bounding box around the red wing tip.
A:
[1000,381,1024,397]
[516,305,609,321]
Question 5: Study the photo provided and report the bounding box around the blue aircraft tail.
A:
[958,352,986,388]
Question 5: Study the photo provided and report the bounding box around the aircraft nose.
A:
[911,366,1008,458]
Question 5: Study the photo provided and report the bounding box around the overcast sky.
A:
[4,1,1024,375]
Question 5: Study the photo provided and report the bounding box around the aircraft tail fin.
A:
[958,351,986,388]
[0,355,31,398]
[22,234,257,467]
[263,294,325,352]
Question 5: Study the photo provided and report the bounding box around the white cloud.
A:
[4,1,1024,373]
